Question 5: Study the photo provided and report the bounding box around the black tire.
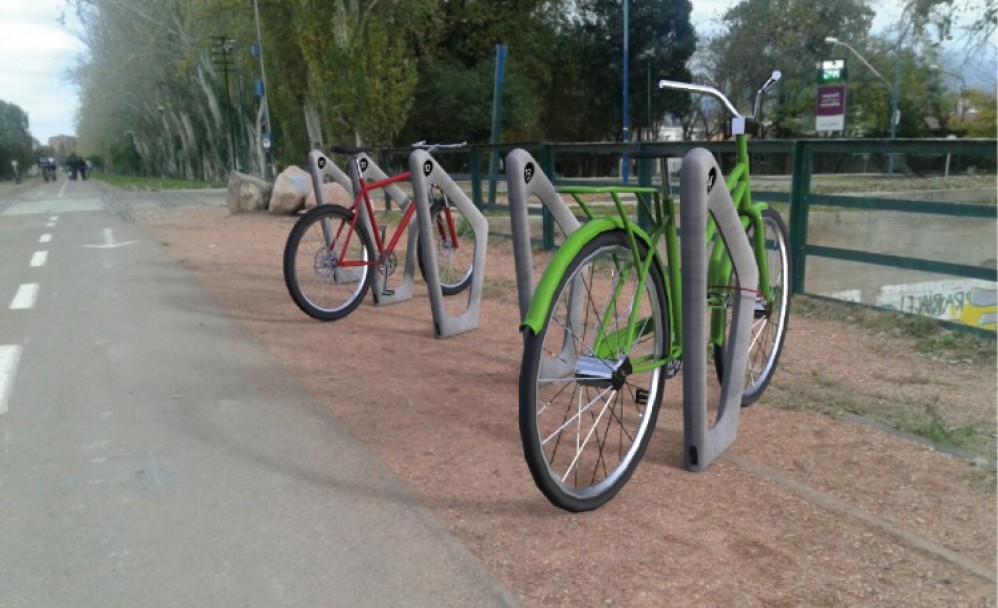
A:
[519,229,669,512]
[283,204,375,321]
[713,208,792,405]
[416,196,474,296]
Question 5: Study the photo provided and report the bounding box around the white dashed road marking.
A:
[0,345,22,415]
[29,251,48,267]
[9,284,39,310]
[39,234,52,243]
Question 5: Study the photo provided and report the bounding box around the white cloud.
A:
[690,0,735,31]
[0,0,84,143]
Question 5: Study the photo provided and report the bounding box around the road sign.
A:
[817,60,847,84]
[816,84,847,132]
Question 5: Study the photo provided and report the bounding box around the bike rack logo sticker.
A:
[524,162,535,184]
[318,157,326,169]
[423,160,434,176]
[359,158,369,172]
[706,167,717,193]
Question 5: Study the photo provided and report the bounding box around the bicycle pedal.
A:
[635,389,649,405]
[381,289,395,296]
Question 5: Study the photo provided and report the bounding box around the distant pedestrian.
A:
[68,154,80,180]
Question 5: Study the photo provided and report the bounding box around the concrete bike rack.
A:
[504,149,582,320]
[506,146,758,471]
[505,149,588,377]
[408,149,489,339]
[306,149,354,198]
[306,149,418,306]
[679,147,758,472]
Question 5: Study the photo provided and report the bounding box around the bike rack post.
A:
[408,149,489,339]
[306,149,354,198]
[679,148,758,472]
[503,149,581,320]
[505,148,591,376]
[306,149,418,306]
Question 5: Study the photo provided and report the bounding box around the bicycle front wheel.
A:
[519,229,669,512]
[283,204,375,321]
[713,208,791,404]
[417,196,475,296]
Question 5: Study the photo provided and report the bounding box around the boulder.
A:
[268,165,313,215]
[226,171,272,214]
[304,181,353,210]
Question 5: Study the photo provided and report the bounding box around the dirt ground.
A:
[139,205,996,607]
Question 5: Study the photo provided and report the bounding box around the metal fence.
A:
[368,138,996,331]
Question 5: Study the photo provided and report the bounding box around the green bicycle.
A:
[518,72,791,512]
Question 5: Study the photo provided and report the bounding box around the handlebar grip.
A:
[760,70,782,94]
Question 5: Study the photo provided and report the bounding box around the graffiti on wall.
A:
[877,279,997,330]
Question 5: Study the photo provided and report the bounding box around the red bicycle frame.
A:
[330,165,460,269]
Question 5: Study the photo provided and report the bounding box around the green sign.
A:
[818,60,847,84]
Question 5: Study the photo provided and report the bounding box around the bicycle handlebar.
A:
[329,141,468,157]
[658,71,781,121]
[658,80,741,117]
[411,140,467,154]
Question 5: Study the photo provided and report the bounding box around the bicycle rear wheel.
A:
[713,208,791,404]
[519,229,669,512]
[283,204,375,321]
[416,193,474,296]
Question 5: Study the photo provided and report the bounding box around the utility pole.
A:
[251,0,274,181]
[211,34,237,173]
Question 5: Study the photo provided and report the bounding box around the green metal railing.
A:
[786,139,997,296]
[369,138,996,329]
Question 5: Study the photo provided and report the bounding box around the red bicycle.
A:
[283,142,474,321]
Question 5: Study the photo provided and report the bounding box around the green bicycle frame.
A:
[521,135,773,370]
[707,134,772,349]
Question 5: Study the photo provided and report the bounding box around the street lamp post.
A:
[636,49,653,140]
[621,0,630,183]
[824,36,900,176]
[647,60,652,136]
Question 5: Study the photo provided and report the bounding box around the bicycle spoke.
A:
[541,384,615,447]
[521,230,669,511]
[558,388,617,483]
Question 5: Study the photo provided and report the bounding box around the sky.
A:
[0,0,85,144]
[0,0,993,145]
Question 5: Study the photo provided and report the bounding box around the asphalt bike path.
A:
[0,178,518,607]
